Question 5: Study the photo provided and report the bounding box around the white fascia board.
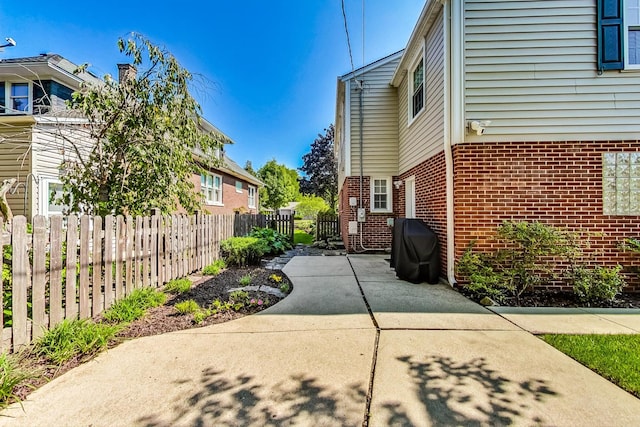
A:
[339,50,404,82]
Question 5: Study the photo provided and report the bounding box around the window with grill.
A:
[201,173,223,205]
[371,177,392,212]
[412,59,424,118]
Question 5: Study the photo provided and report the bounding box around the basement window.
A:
[602,152,640,214]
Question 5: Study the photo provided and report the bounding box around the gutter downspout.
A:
[444,0,458,286]
[355,78,377,252]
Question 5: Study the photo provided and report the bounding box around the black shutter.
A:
[598,0,625,71]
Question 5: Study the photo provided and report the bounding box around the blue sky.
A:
[0,1,424,170]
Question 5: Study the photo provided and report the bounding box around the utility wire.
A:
[341,0,355,72]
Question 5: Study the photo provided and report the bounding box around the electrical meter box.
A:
[357,208,366,222]
[348,221,358,234]
[349,197,357,206]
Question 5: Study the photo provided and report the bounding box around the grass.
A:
[102,288,167,324]
[294,229,314,245]
[164,278,192,294]
[0,352,39,409]
[202,259,226,275]
[33,319,122,365]
[541,334,640,397]
[175,300,200,314]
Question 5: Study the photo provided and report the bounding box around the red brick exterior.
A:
[191,172,259,215]
[453,141,640,292]
[396,152,448,278]
[338,176,396,252]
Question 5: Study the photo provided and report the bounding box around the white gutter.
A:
[444,0,464,286]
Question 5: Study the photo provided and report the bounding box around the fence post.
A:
[31,215,47,340]
[12,216,29,349]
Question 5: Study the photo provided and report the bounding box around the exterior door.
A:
[405,177,416,218]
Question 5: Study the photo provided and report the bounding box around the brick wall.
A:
[191,173,259,215]
[453,141,640,292]
[338,176,396,252]
[397,151,448,278]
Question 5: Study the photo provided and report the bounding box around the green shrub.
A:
[239,274,252,286]
[164,278,192,294]
[220,236,268,266]
[192,310,210,324]
[249,227,292,255]
[279,282,290,294]
[0,352,39,409]
[570,265,626,303]
[103,288,166,324]
[456,221,581,303]
[202,259,226,275]
[34,319,121,364]
[175,300,200,314]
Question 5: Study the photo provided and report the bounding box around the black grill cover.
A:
[390,218,440,284]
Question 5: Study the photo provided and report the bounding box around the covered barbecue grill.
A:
[390,218,440,284]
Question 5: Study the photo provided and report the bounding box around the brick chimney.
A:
[117,63,137,83]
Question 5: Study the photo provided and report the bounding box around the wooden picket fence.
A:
[316,213,340,241]
[234,213,295,242]
[0,213,234,352]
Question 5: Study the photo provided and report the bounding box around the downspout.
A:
[355,77,376,252]
[444,0,458,286]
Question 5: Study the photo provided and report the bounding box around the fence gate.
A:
[316,214,340,241]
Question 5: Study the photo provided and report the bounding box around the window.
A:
[201,173,223,205]
[371,177,392,212]
[235,180,243,193]
[598,0,640,70]
[10,83,29,112]
[626,0,640,67]
[602,152,640,214]
[248,186,256,209]
[411,59,424,117]
[40,179,69,217]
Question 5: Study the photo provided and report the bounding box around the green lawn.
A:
[541,334,640,398]
[293,229,314,245]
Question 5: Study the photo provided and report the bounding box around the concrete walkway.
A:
[2,255,640,426]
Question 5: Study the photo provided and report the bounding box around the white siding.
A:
[465,0,640,142]
[399,8,446,174]
[0,120,33,217]
[349,57,400,177]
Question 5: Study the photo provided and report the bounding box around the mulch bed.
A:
[456,286,640,309]
[12,266,291,404]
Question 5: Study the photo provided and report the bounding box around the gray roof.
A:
[221,153,263,186]
[0,54,62,64]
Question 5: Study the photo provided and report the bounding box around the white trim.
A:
[370,176,393,213]
[624,0,640,70]
[248,185,257,209]
[407,42,426,127]
[445,0,459,286]
[1,80,34,115]
[339,50,404,81]
[39,177,67,217]
[405,176,416,218]
[344,79,352,177]
[201,172,223,206]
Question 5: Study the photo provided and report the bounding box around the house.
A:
[0,54,259,218]
[335,0,640,290]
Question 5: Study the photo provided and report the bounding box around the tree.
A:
[299,124,338,210]
[55,34,226,216]
[257,160,300,211]
[244,160,257,177]
[295,195,329,219]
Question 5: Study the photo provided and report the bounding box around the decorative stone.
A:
[479,296,498,306]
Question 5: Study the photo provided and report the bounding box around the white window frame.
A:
[235,180,243,193]
[625,0,640,69]
[40,177,68,217]
[407,43,425,125]
[1,81,33,114]
[602,152,640,215]
[248,185,257,209]
[370,177,393,213]
[201,172,223,206]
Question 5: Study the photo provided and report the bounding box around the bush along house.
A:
[334,0,640,291]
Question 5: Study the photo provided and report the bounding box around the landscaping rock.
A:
[479,296,499,306]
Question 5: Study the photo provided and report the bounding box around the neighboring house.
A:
[335,0,640,289]
[0,54,258,218]
[0,54,103,218]
[278,202,299,217]
[195,149,262,215]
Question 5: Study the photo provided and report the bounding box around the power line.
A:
[341,0,355,72]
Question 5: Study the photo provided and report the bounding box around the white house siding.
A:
[0,119,34,218]
[348,58,401,177]
[465,0,640,142]
[398,8,445,174]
